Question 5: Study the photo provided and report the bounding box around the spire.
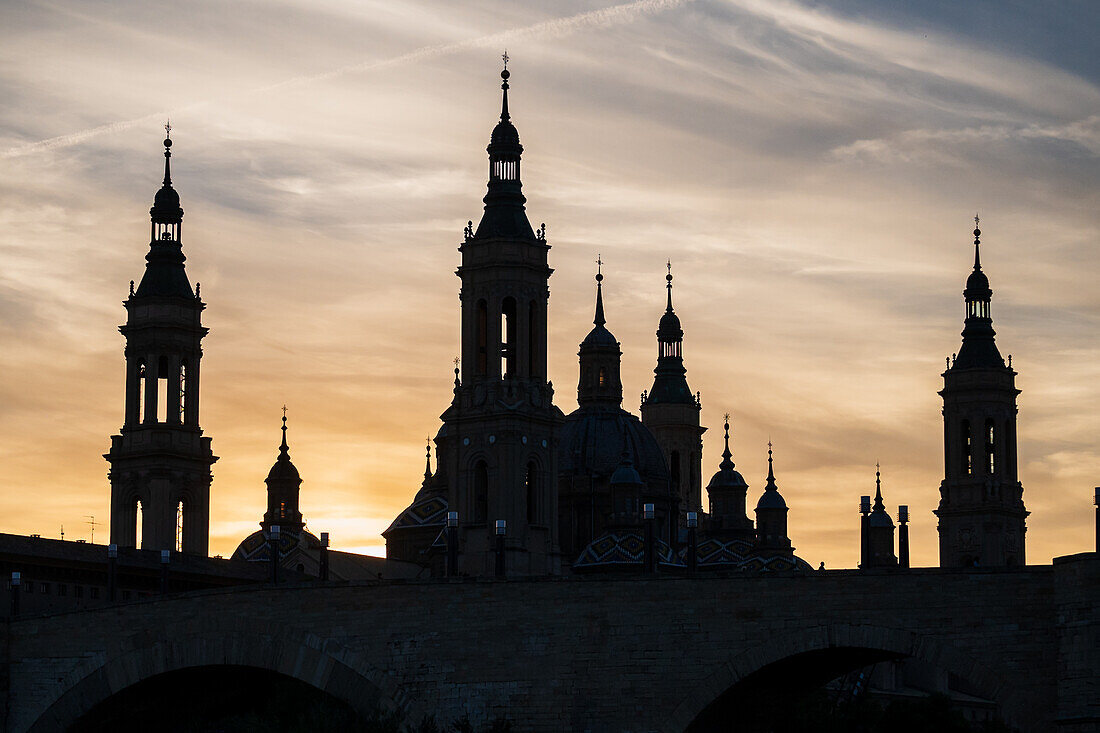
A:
[162,120,173,187]
[500,51,510,122]
[136,126,193,299]
[279,405,290,458]
[972,214,982,271]
[873,462,884,511]
[765,440,777,487]
[424,439,432,481]
[475,57,535,241]
[953,216,1004,370]
[665,260,674,312]
[594,254,606,326]
[720,413,734,469]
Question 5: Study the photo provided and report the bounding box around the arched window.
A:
[1004,419,1016,481]
[501,297,516,378]
[526,461,538,524]
[598,367,607,388]
[178,361,187,423]
[135,499,144,549]
[528,300,537,378]
[157,355,170,423]
[136,360,147,423]
[279,501,286,519]
[473,461,488,524]
[476,300,488,375]
[175,500,184,552]
[985,418,996,475]
[961,420,972,476]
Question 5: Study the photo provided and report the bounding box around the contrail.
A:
[2,0,691,159]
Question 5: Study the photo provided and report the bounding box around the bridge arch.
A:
[666,623,1012,732]
[27,620,425,732]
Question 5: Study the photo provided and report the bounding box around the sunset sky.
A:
[2,0,1097,568]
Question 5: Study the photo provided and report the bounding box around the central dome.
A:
[558,409,668,486]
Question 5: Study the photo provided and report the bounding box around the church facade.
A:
[103,66,1031,579]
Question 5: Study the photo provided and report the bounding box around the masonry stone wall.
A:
[4,555,1097,733]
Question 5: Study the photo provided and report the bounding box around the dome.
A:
[267,455,300,483]
[558,408,668,487]
[610,460,643,487]
[707,465,748,492]
[965,268,990,296]
[581,324,618,349]
[573,531,685,572]
[232,525,320,564]
[868,508,894,528]
[756,488,787,510]
[657,309,682,339]
[737,551,814,573]
[490,119,520,147]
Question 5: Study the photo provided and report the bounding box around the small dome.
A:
[267,455,300,483]
[610,461,643,487]
[581,324,618,349]
[490,119,520,147]
[869,507,894,528]
[965,268,990,295]
[756,489,787,510]
[150,184,183,223]
[573,531,684,571]
[707,465,748,492]
[657,309,682,339]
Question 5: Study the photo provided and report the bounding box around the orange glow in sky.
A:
[2,1,1097,568]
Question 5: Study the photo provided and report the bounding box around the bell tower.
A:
[436,60,564,576]
[106,126,217,554]
[935,218,1027,567]
[641,264,705,515]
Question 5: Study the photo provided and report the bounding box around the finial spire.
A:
[766,440,775,483]
[973,214,982,270]
[161,120,174,186]
[594,254,606,326]
[279,405,289,453]
[665,260,674,312]
[873,462,885,509]
[720,412,733,467]
[499,52,511,122]
[424,438,432,480]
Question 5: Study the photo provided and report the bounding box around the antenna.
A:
[85,515,98,544]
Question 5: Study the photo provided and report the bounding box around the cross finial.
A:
[453,356,460,368]
[282,404,288,419]
[502,50,509,69]
[723,412,730,423]
[974,213,980,227]
[164,119,171,138]
[666,259,672,277]
[596,253,603,275]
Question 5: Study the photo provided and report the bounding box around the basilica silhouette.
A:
[104,65,1028,578]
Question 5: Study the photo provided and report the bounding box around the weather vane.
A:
[596,253,602,275]
[282,404,287,419]
[723,412,730,423]
[502,50,509,69]
[164,119,171,138]
[974,213,980,227]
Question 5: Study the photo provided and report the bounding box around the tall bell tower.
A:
[435,60,564,576]
[935,218,1026,567]
[106,127,217,554]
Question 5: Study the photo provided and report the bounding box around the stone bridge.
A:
[4,554,1097,732]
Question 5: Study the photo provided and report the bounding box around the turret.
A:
[641,263,705,517]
